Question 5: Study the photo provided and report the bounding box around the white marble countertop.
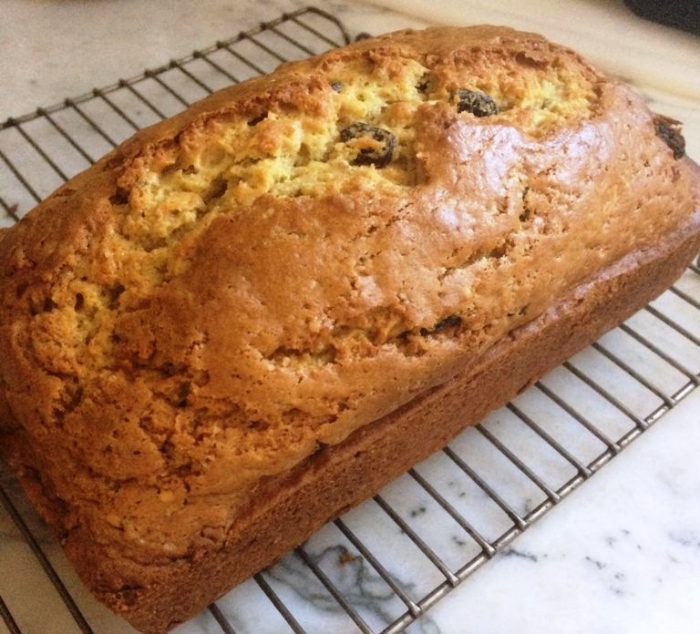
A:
[0,1,699,634]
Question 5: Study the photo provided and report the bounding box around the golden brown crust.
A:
[0,25,697,632]
[3,202,699,633]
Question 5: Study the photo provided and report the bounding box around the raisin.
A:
[43,297,58,312]
[330,80,343,92]
[456,89,499,117]
[203,177,228,203]
[108,284,126,309]
[247,112,267,126]
[340,122,396,168]
[416,72,431,94]
[654,116,685,160]
[420,314,462,336]
[433,314,462,332]
[109,187,130,206]
[176,381,191,408]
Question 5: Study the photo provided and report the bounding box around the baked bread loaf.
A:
[0,25,698,633]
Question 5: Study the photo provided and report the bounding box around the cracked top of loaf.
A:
[0,26,694,563]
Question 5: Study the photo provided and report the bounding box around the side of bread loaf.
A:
[0,26,697,632]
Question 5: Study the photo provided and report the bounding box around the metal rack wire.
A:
[0,7,698,634]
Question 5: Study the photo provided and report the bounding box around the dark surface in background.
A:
[624,0,700,35]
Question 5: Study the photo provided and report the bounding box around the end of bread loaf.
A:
[0,25,697,633]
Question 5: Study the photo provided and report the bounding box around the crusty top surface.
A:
[0,26,695,562]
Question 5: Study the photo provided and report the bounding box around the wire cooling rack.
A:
[1,7,699,634]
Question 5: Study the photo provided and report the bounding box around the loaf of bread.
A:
[0,25,698,633]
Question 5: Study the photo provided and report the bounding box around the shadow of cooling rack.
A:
[0,6,699,634]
